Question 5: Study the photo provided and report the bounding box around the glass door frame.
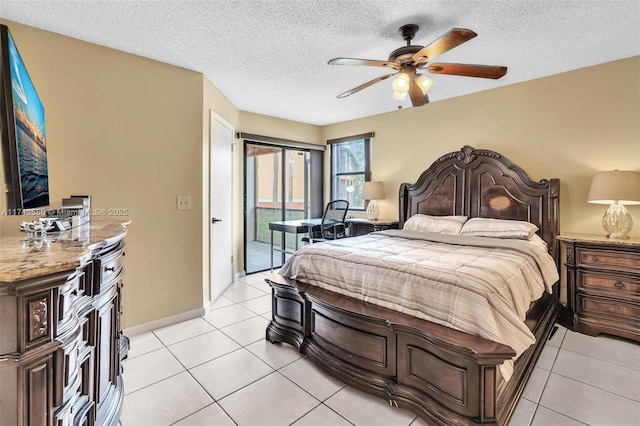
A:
[243,140,323,274]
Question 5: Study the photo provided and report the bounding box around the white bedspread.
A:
[278,229,559,381]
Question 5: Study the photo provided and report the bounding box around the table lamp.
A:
[587,170,640,239]
[362,181,385,220]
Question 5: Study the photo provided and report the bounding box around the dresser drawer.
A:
[57,274,82,333]
[577,270,640,296]
[576,247,640,272]
[100,248,124,283]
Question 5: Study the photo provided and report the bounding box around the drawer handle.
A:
[615,280,625,289]
[592,256,599,262]
[105,266,116,272]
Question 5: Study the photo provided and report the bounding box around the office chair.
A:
[308,199,349,243]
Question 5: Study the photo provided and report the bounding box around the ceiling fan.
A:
[328,24,507,107]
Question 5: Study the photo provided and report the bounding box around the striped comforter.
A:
[278,229,559,381]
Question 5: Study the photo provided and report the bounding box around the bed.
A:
[265,145,560,425]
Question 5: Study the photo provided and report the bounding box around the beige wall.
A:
[239,111,322,145]
[0,19,210,328]
[322,56,640,237]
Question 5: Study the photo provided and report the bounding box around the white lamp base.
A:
[366,200,379,221]
[603,203,633,239]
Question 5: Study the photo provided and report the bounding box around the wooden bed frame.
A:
[266,145,560,425]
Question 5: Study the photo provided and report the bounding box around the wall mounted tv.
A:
[0,23,50,214]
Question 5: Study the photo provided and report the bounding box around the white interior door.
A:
[210,112,234,301]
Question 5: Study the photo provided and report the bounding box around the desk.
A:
[269,219,322,270]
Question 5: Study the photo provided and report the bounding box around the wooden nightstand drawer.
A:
[578,270,640,295]
[577,293,640,320]
[576,248,640,272]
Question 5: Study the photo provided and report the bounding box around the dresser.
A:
[0,221,130,426]
[558,233,640,342]
[346,218,399,237]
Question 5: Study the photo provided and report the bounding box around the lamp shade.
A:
[588,170,640,205]
[362,181,385,200]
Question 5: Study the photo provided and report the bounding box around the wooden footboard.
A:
[266,274,559,426]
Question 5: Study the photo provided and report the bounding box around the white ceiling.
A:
[1,1,639,126]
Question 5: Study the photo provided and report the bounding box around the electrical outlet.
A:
[177,196,192,210]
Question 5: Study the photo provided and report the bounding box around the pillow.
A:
[403,214,468,235]
[528,234,549,250]
[459,218,539,240]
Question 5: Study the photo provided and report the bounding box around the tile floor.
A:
[121,272,640,426]
[244,241,280,274]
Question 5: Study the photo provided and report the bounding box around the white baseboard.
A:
[123,307,206,337]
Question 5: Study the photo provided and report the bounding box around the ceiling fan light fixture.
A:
[416,74,434,94]
[391,73,410,93]
[392,90,408,101]
[328,25,507,107]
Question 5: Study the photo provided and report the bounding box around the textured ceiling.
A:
[1,1,639,126]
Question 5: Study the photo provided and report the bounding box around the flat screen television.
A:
[0,23,49,214]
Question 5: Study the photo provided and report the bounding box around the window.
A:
[329,133,372,211]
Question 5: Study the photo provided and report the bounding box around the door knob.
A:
[211,217,222,224]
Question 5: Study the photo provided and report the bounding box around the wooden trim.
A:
[327,132,374,145]
[237,132,325,151]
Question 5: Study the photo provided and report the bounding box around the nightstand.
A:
[558,233,640,342]
[346,218,399,236]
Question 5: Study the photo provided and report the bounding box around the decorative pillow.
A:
[403,214,468,235]
[459,218,539,240]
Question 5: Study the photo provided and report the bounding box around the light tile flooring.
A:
[121,272,640,426]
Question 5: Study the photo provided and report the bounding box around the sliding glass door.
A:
[244,142,317,273]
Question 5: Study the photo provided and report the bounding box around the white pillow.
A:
[528,234,549,250]
[403,214,468,235]
[460,218,539,239]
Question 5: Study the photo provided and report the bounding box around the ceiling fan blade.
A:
[411,28,477,65]
[407,79,429,107]
[336,74,395,99]
[329,57,400,70]
[427,63,507,79]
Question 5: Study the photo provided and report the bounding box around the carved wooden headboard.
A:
[399,145,560,261]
